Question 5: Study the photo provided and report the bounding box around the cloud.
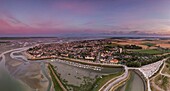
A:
[0,10,30,28]
[82,17,170,36]
[0,10,90,35]
[31,19,66,29]
[0,11,31,34]
[53,1,96,15]
[0,19,11,28]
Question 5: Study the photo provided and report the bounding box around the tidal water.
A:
[0,56,30,91]
[116,71,145,91]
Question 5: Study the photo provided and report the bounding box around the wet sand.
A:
[0,56,2,62]
[0,67,31,91]
[4,51,49,91]
[51,60,123,90]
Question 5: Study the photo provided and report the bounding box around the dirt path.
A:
[48,64,67,91]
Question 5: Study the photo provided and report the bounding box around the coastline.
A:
[24,52,123,68]
[113,69,147,91]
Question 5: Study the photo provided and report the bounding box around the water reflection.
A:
[116,71,145,91]
[0,67,28,91]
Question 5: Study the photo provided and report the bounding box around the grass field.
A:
[92,71,123,91]
[162,62,170,75]
[131,49,163,54]
[65,76,95,91]
[48,64,63,91]
[141,42,156,47]
[151,59,170,91]
[154,74,169,91]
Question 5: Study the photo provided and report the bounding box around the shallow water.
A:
[116,71,145,91]
[0,52,34,91]
[0,67,30,91]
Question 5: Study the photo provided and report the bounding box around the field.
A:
[112,39,149,49]
[92,72,123,91]
[130,49,163,55]
[150,59,170,91]
[50,60,123,91]
[141,42,156,47]
[162,60,170,75]
[112,39,170,49]
[48,64,63,91]
[151,74,170,91]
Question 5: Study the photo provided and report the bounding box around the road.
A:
[150,58,170,91]
[149,59,167,91]
[160,59,170,78]
[100,66,128,91]
[1,45,168,91]
[100,58,168,91]
[48,63,67,91]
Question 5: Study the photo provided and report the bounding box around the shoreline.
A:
[110,69,147,91]
[109,70,131,91]
[133,69,148,91]
[24,52,124,68]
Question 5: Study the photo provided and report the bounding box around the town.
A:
[26,39,167,67]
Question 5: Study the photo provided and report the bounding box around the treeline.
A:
[123,45,142,49]
[125,54,167,67]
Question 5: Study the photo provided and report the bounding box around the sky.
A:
[0,0,170,37]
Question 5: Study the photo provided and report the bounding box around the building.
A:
[110,59,119,64]
[119,48,123,53]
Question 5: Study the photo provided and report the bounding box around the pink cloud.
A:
[31,20,66,29]
[0,10,29,28]
[0,16,83,35]
[0,19,12,28]
[0,12,82,35]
